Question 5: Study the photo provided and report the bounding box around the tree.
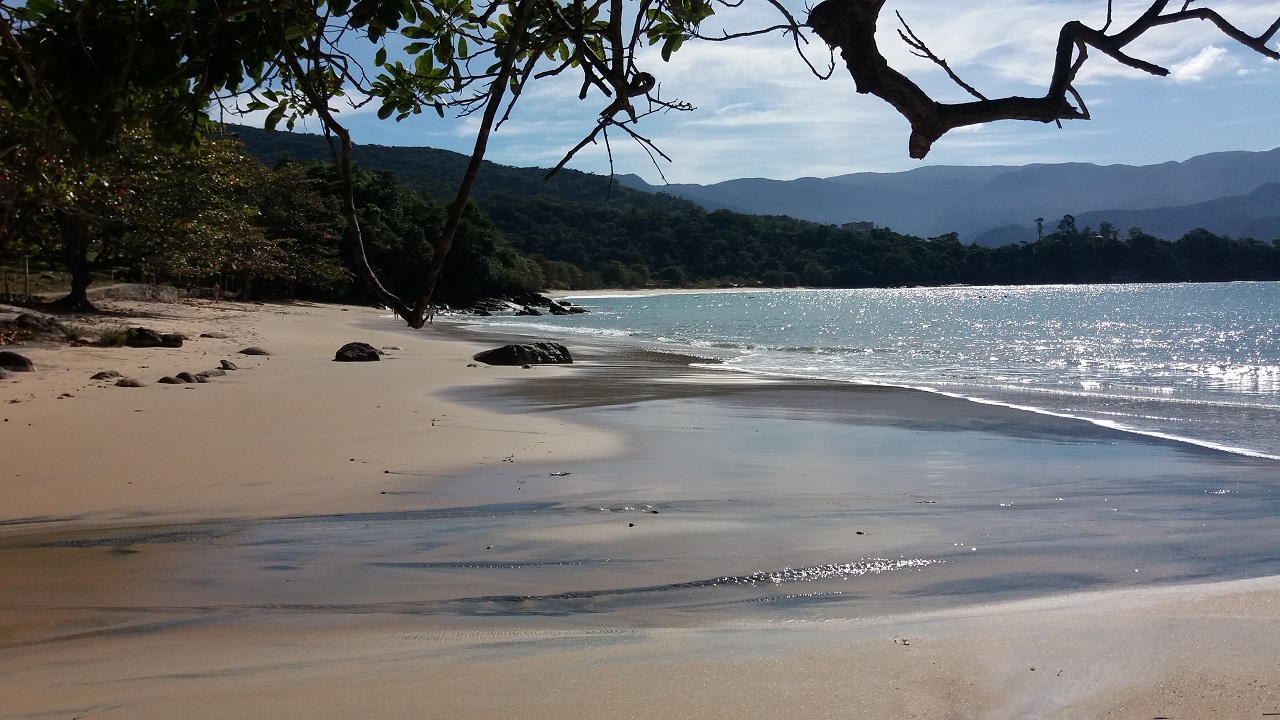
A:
[0,0,273,307]
[6,0,1277,318]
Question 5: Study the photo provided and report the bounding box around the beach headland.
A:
[2,295,1278,719]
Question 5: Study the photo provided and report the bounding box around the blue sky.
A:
[257,0,1280,185]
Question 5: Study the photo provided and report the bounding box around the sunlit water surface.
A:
[474,282,1280,458]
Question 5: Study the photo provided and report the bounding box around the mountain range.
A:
[618,148,1280,246]
[228,125,1280,246]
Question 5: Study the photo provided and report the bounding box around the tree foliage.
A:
[3,0,1277,316]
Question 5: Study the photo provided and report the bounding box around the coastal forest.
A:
[5,124,1280,309]
[4,1,1280,312]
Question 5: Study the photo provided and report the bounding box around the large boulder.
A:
[0,350,35,372]
[160,333,184,348]
[473,342,573,366]
[334,342,380,362]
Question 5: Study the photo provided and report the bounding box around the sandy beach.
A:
[2,296,1278,719]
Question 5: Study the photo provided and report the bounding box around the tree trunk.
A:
[53,212,96,311]
[59,262,95,311]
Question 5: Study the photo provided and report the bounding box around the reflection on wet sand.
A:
[4,355,1278,650]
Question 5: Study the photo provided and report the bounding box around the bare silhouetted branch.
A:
[807,0,1280,158]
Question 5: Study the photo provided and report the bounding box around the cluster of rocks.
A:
[468,294,588,317]
[96,359,240,388]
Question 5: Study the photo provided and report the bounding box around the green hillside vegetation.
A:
[233,127,1280,292]
[7,125,1280,309]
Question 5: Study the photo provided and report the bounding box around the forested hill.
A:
[228,124,1280,290]
[227,124,693,213]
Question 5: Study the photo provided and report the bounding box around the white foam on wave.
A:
[701,359,1280,461]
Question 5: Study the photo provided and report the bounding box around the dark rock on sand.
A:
[334,342,380,362]
[197,368,226,380]
[115,378,143,387]
[160,333,184,348]
[176,372,198,383]
[14,313,66,337]
[239,347,270,356]
[125,327,164,347]
[0,350,35,372]
[158,376,184,384]
[200,332,230,339]
[473,342,573,366]
[91,370,122,380]
[220,360,238,370]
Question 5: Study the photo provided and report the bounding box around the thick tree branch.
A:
[415,0,539,317]
[258,2,413,322]
[807,0,1280,159]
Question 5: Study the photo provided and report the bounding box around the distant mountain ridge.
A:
[619,148,1280,245]
[226,124,1280,246]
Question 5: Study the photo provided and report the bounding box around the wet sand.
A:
[2,301,1279,719]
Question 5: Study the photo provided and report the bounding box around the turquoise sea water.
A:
[468,282,1280,458]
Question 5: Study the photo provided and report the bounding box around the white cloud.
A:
[1171,46,1236,82]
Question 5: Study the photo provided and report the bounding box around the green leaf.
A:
[661,36,683,62]
[375,47,387,66]
[264,105,286,132]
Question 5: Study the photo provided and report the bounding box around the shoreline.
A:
[3,298,1279,719]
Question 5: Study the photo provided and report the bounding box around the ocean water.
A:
[470,282,1280,459]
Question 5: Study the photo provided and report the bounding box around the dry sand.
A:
[2,298,1278,719]
[1,299,619,527]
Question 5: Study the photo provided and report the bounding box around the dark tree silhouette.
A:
[807,0,1280,158]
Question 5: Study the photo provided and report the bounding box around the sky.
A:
[246,0,1280,186]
